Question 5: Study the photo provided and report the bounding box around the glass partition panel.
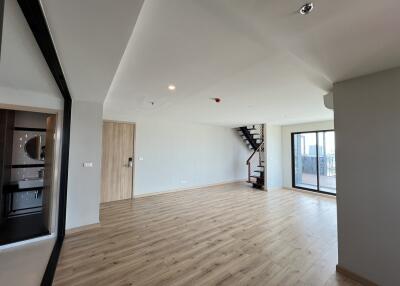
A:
[318,131,336,194]
[293,132,318,190]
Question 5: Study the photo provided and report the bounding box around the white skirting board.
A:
[133,179,247,198]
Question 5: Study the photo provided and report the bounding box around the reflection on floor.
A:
[0,237,55,286]
[0,214,49,246]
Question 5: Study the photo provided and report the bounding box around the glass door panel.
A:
[292,130,336,195]
[318,131,336,194]
[293,132,318,190]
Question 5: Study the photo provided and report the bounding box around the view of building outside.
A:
[293,131,336,194]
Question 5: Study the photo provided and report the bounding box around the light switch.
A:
[83,162,93,168]
[139,157,144,161]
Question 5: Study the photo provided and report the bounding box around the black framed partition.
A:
[291,130,336,195]
[0,0,4,58]
[17,1,72,285]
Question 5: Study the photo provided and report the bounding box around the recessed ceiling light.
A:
[299,3,314,15]
[168,84,176,91]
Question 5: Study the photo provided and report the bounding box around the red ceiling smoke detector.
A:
[211,97,221,103]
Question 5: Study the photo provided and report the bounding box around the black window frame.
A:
[291,129,336,196]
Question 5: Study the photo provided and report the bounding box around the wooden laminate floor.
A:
[54,183,360,286]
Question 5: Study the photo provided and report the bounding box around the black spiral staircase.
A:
[237,125,265,190]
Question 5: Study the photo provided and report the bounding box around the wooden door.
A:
[43,114,56,231]
[101,122,134,203]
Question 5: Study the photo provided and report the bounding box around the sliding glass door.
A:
[292,130,336,195]
[293,132,318,190]
[317,131,336,193]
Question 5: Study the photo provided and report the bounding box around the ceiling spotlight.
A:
[299,3,314,15]
[168,84,176,91]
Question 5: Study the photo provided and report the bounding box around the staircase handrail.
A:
[247,140,264,183]
[246,140,264,164]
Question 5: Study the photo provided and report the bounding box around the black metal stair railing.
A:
[236,124,265,189]
[246,141,265,189]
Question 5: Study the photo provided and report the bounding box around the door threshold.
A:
[0,233,55,251]
[287,187,337,198]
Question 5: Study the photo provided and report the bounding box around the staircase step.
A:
[250,175,264,180]
[252,183,264,190]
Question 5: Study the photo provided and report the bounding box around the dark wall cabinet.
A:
[0,110,15,223]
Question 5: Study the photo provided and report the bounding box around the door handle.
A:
[128,157,133,168]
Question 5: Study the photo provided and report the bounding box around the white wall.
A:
[66,100,103,229]
[334,67,400,285]
[281,120,334,188]
[265,125,283,190]
[134,120,249,195]
[0,87,62,111]
[0,0,62,111]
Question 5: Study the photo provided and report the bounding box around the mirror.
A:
[25,136,45,161]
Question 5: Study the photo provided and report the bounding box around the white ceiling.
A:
[2,0,400,125]
[40,0,144,102]
[0,0,61,107]
[103,0,400,125]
